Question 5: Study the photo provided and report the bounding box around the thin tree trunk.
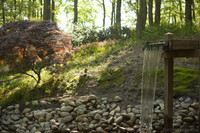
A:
[28,0,31,20]
[73,0,78,24]
[148,0,153,26]
[2,0,5,24]
[102,0,105,31]
[136,0,139,17]
[52,0,55,21]
[32,0,36,18]
[111,0,115,26]
[14,0,17,19]
[43,0,51,20]
[40,0,43,19]
[192,0,195,21]
[155,0,161,25]
[185,0,192,26]
[116,0,121,37]
[136,0,147,38]
[19,0,23,19]
[179,0,183,22]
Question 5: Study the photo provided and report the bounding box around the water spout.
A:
[141,44,164,132]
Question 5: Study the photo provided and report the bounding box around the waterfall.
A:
[141,45,163,132]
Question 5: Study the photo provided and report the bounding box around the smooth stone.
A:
[89,124,95,129]
[115,106,121,113]
[114,116,123,124]
[183,117,194,123]
[40,100,48,105]
[60,112,70,117]
[114,96,122,102]
[108,117,114,124]
[185,97,191,102]
[191,103,199,109]
[74,105,86,115]
[11,115,20,121]
[96,127,104,132]
[23,108,31,114]
[46,113,52,121]
[181,103,190,109]
[88,94,97,101]
[38,117,45,122]
[65,99,76,107]
[61,106,74,112]
[110,110,115,116]
[34,110,46,119]
[94,114,102,120]
[179,97,184,102]
[62,115,73,123]
[32,101,39,106]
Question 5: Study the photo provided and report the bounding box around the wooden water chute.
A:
[163,33,200,132]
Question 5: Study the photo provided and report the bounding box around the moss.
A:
[96,68,126,90]
[157,67,198,92]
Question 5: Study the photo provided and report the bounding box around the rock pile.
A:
[0,94,199,133]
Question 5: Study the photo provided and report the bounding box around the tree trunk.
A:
[28,0,31,20]
[52,0,55,21]
[102,0,105,31]
[116,0,121,37]
[192,0,195,21]
[179,0,183,22]
[148,0,153,26]
[73,0,78,24]
[111,0,115,26]
[136,0,139,17]
[2,0,5,24]
[14,0,17,19]
[43,0,51,20]
[32,0,36,18]
[155,0,161,25]
[40,0,43,19]
[185,0,192,26]
[136,0,147,38]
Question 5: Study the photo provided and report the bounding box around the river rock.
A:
[62,115,73,123]
[94,114,102,120]
[32,101,39,106]
[114,96,122,102]
[34,110,46,119]
[191,103,199,109]
[183,117,194,123]
[23,108,31,114]
[114,116,123,124]
[61,106,73,112]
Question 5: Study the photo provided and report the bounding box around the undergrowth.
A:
[0,40,132,107]
[157,67,199,92]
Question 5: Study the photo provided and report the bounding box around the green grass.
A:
[157,67,199,92]
[0,40,133,106]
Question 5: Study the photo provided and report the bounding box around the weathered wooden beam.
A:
[163,50,200,58]
[167,40,200,50]
[164,58,173,133]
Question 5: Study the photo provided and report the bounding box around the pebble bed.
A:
[0,94,199,133]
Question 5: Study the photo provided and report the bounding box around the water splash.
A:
[141,45,163,132]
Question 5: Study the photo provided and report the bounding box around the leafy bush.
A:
[69,26,134,46]
[0,20,72,85]
[141,23,200,41]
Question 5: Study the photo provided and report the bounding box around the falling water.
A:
[141,45,163,133]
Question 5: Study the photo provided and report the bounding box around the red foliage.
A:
[0,20,72,83]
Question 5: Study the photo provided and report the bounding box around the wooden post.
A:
[164,58,173,132]
[199,58,200,132]
[164,32,174,132]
